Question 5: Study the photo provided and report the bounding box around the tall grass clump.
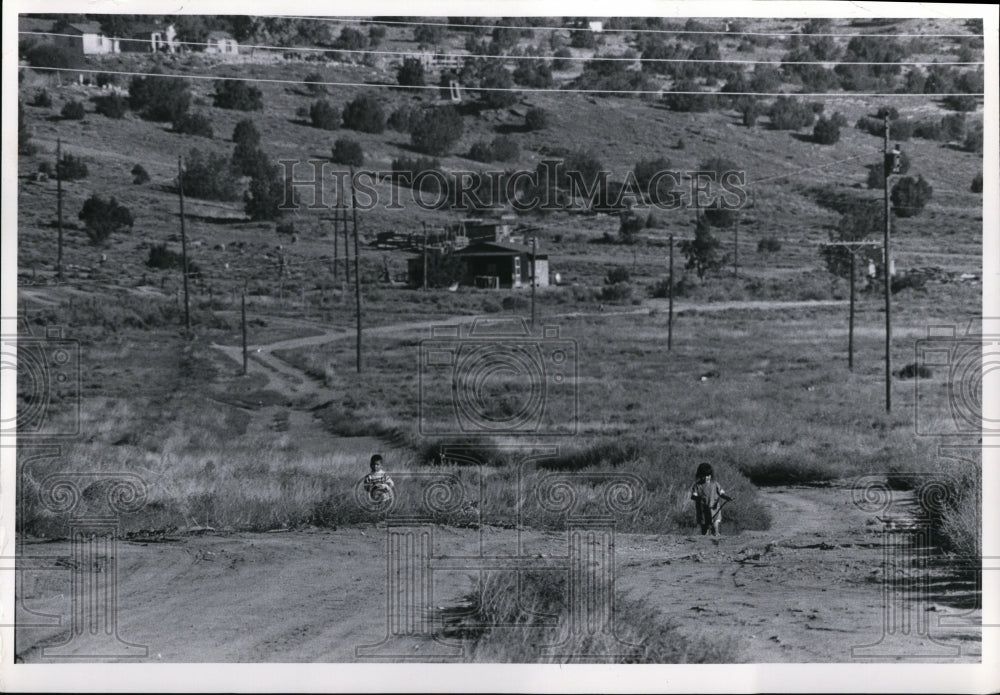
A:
[443,570,738,662]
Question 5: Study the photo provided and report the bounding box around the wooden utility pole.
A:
[733,217,739,277]
[422,221,428,290]
[56,138,64,280]
[668,234,674,351]
[342,200,351,284]
[531,234,537,328]
[177,156,191,334]
[241,287,248,375]
[883,115,892,412]
[849,252,855,371]
[350,167,363,373]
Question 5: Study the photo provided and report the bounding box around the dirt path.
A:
[14,481,980,663]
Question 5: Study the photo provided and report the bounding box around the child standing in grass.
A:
[364,454,395,504]
[691,463,733,536]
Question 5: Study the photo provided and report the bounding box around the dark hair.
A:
[370,454,383,470]
[696,462,713,479]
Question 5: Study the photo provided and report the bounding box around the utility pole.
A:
[241,284,248,376]
[350,167,363,373]
[422,221,428,290]
[342,199,351,284]
[883,115,892,412]
[668,234,674,352]
[531,234,537,328]
[849,252,855,371]
[733,217,739,277]
[56,138,63,280]
[177,155,191,334]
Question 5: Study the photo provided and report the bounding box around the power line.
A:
[18,31,984,66]
[19,65,985,98]
[274,15,984,39]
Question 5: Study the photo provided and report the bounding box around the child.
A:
[690,463,733,536]
[363,454,395,504]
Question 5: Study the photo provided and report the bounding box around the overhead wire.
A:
[18,31,985,66]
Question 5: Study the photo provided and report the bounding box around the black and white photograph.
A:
[2,1,997,691]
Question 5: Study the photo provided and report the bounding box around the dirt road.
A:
[14,481,980,663]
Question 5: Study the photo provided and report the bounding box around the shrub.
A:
[600,282,633,302]
[56,153,88,181]
[331,138,364,167]
[891,175,933,218]
[388,105,418,132]
[740,99,761,127]
[939,113,966,141]
[179,149,240,201]
[173,112,214,138]
[95,72,119,88]
[244,158,288,221]
[490,135,519,162]
[524,106,550,131]
[131,164,150,185]
[25,43,82,70]
[78,195,133,245]
[812,115,841,144]
[93,93,128,119]
[213,80,263,111]
[129,74,191,122]
[512,59,554,88]
[552,47,573,70]
[663,80,717,112]
[469,141,493,162]
[232,119,261,147]
[146,243,187,270]
[309,99,341,130]
[570,29,597,49]
[32,90,52,108]
[757,236,782,253]
[617,215,643,245]
[60,100,85,120]
[971,172,983,193]
[334,27,368,51]
[342,94,386,133]
[679,217,723,279]
[396,58,426,88]
[478,63,518,109]
[303,71,327,94]
[232,143,270,177]
[963,121,983,152]
[413,23,445,46]
[410,105,464,155]
[18,101,36,155]
[633,156,671,198]
[767,97,815,130]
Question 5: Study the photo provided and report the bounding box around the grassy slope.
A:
[16,17,983,551]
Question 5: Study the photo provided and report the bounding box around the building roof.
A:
[207,30,236,40]
[66,22,104,35]
[454,241,547,258]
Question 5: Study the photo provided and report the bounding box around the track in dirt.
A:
[14,481,981,663]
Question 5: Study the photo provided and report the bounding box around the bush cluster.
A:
[309,99,341,130]
[173,112,214,138]
[93,94,128,119]
[342,94,386,133]
[56,153,88,181]
[410,106,464,156]
[60,100,85,120]
[179,149,240,201]
[331,138,364,167]
[129,74,191,122]
[78,195,133,245]
[767,97,816,130]
[213,80,263,111]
